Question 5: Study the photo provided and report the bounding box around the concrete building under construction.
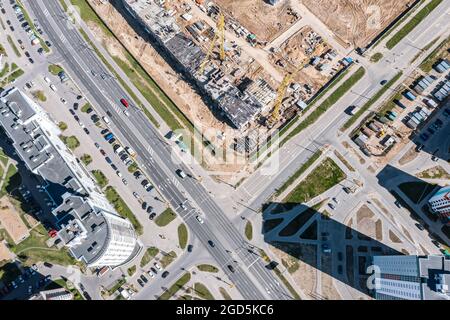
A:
[122,0,266,130]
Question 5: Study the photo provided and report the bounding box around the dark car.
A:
[146,206,153,213]
[24,51,30,58]
[187,244,193,252]
[427,127,435,135]
[105,157,112,164]
[9,25,14,31]
[140,275,148,283]
[137,279,144,287]
[1,8,6,14]
[101,128,109,135]
[6,20,11,25]
[28,58,34,64]
[108,138,116,144]
[150,267,158,274]
[100,149,106,156]
[45,40,51,47]
[21,22,29,28]
[431,240,440,248]
[74,115,80,121]
[415,223,425,231]
[208,240,215,247]
[69,109,75,115]
[141,179,149,187]
[76,95,82,100]
[134,171,142,178]
[83,128,90,135]
[86,107,93,114]
[161,271,169,278]
[142,202,147,210]
[380,80,387,85]
[37,47,44,54]
[111,164,118,171]
[149,212,156,220]
[443,108,450,117]
[43,262,53,268]
[73,103,79,110]
[17,39,23,45]
[227,265,235,273]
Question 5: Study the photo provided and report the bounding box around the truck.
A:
[104,133,114,141]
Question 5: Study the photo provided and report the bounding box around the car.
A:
[180,203,187,210]
[77,120,84,127]
[415,223,425,231]
[120,154,129,161]
[443,108,450,117]
[50,84,57,92]
[322,243,331,253]
[161,271,170,278]
[6,20,11,25]
[338,265,343,274]
[140,275,148,283]
[123,110,130,117]
[146,185,153,192]
[126,159,134,167]
[45,40,51,47]
[120,98,129,108]
[380,80,387,85]
[416,144,424,152]
[227,265,235,273]
[133,192,139,199]
[74,115,79,121]
[142,202,147,210]
[146,206,153,213]
[328,203,336,210]
[431,240,440,248]
[116,170,122,178]
[24,51,30,58]
[73,103,79,110]
[435,118,443,127]
[37,47,44,55]
[149,212,156,220]
[150,267,158,274]
[111,164,118,171]
[176,169,187,178]
[208,240,215,247]
[105,157,112,164]
[1,8,6,14]
[134,171,142,179]
[9,25,14,31]
[86,107,93,114]
[427,127,435,135]
[101,128,109,135]
[147,270,155,278]
[394,200,402,208]
[100,149,106,156]
[154,263,162,271]
[137,279,144,287]
[69,109,76,115]
[83,128,90,135]
[108,138,116,144]
[94,142,100,149]
[31,264,38,271]
[196,215,204,224]
[332,197,339,204]
[28,58,34,64]
[21,22,29,28]
[141,179,149,187]
[431,155,438,162]
[76,95,82,100]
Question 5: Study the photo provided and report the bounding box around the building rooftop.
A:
[419,255,450,300]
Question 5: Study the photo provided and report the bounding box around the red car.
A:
[120,98,129,108]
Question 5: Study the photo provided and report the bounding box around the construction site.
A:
[115,0,350,155]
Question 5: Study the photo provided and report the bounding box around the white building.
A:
[0,88,140,268]
[428,186,450,223]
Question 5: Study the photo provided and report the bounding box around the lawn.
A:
[0,148,8,167]
[419,35,450,72]
[0,163,18,196]
[245,221,253,241]
[275,150,322,197]
[11,224,76,266]
[158,272,191,300]
[281,67,365,146]
[160,251,177,268]
[80,103,91,113]
[140,246,159,267]
[59,135,80,150]
[370,52,383,63]
[1,68,25,86]
[6,35,21,57]
[398,182,437,204]
[91,170,108,189]
[219,287,232,300]
[284,157,346,204]
[193,282,214,300]
[155,208,177,227]
[341,71,403,131]
[197,264,219,273]
[127,265,136,277]
[177,223,188,249]
[48,64,64,75]
[386,0,443,49]
[105,186,143,235]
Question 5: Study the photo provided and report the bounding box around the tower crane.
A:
[267,42,325,127]
[199,13,226,74]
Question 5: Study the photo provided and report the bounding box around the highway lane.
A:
[28,0,290,300]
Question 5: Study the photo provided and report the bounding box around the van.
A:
[102,116,110,124]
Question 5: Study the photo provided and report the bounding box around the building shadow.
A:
[261,202,402,297]
[376,164,449,246]
[0,265,48,300]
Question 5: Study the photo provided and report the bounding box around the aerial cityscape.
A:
[0,0,449,303]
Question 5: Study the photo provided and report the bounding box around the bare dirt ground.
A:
[398,146,419,166]
[0,241,13,262]
[0,196,29,244]
[300,0,413,47]
[355,205,377,240]
[416,165,450,180]
[216,0,298,42]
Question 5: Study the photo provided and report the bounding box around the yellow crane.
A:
[199,13,226,74]
[267,43,325,126]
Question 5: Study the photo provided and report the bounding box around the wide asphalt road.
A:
[27,0,291,300]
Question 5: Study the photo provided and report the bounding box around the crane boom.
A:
[199,14,225,74]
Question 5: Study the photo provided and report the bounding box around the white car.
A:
[44,76,51,84]
[102,116,110,125]
[154,262,162,271]
[123,110,130,117]
[196,215,204,224]
[60,98,67,104]
[122,178,128,185]
[50,84,57,91]
[116,171,122,178]
[132,192,139,199]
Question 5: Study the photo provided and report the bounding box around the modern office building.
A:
[372,255,450,300]
[428,186,450,223]
[29,288,74,300]
[0,88,140,268]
